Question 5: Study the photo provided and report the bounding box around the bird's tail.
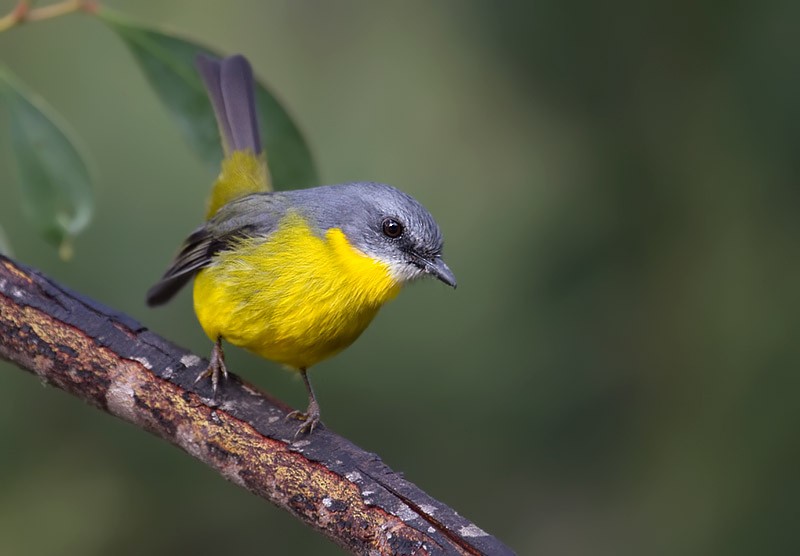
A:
[197,54,272,219]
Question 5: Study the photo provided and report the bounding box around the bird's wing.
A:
[146,194,283,306]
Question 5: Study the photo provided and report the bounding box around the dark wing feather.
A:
[146,224,257,307]
[146,193,283,307]
[146,227,212,306]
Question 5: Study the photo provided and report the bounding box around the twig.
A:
[0,0,96,33]
[0,255,514,556]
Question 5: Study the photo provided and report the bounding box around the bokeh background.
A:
[1,1,799,554]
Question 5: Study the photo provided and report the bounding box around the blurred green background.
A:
[2,1,799,555]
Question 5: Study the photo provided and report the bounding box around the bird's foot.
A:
[195,339,228,397]
[286,399,321,438]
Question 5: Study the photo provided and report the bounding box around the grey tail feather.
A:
[196,53,262,155]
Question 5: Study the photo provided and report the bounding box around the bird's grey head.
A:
[298,182,456,287]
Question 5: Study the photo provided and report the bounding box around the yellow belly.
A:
[192,212,402,370]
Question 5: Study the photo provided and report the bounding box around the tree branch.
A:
[0,255,514,556]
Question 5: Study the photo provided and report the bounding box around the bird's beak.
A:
[423,256,457,288]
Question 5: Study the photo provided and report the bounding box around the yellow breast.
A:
[192,212,402,370]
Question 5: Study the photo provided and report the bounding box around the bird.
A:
[146,54,456,436]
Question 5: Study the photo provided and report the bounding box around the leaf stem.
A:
[0,0,97,33]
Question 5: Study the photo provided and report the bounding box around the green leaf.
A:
[98,8,318,191]
[0,223,12,257]
[0,66,94,259]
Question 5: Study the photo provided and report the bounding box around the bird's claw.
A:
[195,339,228,397]
[286,406,321,438]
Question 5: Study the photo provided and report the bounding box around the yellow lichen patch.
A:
[1,258,33,284]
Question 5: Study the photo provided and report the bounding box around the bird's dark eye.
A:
[382,218,404,239]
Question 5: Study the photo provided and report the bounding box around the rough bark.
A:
[0,255,514,556]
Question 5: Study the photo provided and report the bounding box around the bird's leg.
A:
[286,368,321,437]
[195,336,229,396]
